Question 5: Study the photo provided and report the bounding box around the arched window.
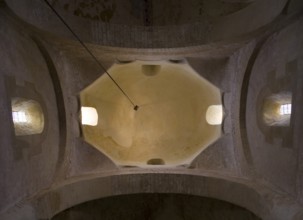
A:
[262,92,292,126]
[80,107,98,126]
[11,98,44,136]
[206,105,223,125]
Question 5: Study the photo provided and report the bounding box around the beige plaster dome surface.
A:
[80,61,222,167]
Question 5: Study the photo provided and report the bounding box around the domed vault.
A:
[80,60,222,167]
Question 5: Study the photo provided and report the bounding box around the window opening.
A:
[81,107,98,126]
[11,98,44,136]
[279,104,291,115]
[12,111,27,123]
[206,105,223,125]
[262,92,292,127]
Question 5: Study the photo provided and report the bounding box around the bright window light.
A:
[12,111,27,123]
[279,104,291,115]
[81,107,98,126]
[206,105,223,125]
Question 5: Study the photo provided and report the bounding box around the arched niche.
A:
[262,92,292,127]
[11,97,45,136]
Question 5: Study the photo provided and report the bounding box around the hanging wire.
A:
[43,0,139,110]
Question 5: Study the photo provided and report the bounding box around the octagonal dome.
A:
[80,60,222,167]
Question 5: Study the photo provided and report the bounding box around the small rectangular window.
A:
[12,111,27,123]
[81,107,98,126]
[279,104,291,115]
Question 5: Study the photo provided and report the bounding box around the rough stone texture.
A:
[0,1,303,220]
[5,0,289,48]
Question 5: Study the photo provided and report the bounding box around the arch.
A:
[32,173,301,220]
[52,193,261,220]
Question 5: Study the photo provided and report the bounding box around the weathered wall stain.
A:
[59,0,117,22]
[52,0,249,25]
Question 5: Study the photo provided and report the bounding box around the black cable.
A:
[43,0,138,110]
